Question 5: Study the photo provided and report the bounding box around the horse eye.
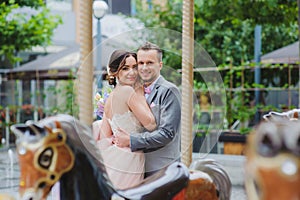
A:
[38,181,47,188]
[257,132,280,157]
[57,133,63,141]
[38,148,53,169]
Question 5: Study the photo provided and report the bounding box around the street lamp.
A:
[93,0,108,93]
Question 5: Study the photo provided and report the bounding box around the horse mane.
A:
[37,114,115,199]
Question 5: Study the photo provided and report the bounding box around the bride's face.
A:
[117,56,138,86]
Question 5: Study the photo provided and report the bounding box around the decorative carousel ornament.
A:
[10,114,231,200]
[245,109,300,200]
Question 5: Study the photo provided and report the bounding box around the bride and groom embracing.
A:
[93,42,181,189]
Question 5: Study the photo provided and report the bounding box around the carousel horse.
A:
[245,109,300,200]
[10,114,231,200]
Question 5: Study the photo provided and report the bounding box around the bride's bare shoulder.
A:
[118,85,135,93]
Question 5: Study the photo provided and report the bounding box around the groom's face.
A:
[137,49,162,85]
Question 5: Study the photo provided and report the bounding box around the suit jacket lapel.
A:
[146,76,164,104]
[147,86,158,104]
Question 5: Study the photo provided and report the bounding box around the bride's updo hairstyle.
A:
[107,49,137,87]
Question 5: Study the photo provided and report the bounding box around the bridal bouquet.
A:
[94,88,112,119]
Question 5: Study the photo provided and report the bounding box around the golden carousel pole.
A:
[77,0,94,125]
[181,0,194,167]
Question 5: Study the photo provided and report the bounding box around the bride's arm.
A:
[127,89,157,131]
[92,120,102,140]
[99,113,113,139]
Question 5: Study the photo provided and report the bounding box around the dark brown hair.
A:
[107,50,137,86]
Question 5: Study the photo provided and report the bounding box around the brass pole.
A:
[181,0,194,167]
[77,0,94,125]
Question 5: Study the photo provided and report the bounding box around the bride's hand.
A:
[114,128,130,148]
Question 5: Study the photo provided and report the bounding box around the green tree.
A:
[0,0,62,66]
[197,0,298,65]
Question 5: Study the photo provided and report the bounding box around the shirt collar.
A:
[145,75,161,91]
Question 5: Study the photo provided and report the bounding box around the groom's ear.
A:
[159,62,163,69]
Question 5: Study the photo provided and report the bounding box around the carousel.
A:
[1,0,300,200]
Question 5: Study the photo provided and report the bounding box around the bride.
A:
[94,49,156,189]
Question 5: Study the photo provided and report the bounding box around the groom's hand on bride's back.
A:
[114,128,130,148]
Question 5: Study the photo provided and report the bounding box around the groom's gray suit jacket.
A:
[130,76,181,174]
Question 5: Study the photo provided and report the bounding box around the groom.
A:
[115,42,181,177]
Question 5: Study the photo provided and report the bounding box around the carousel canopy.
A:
[261,41,299,64]
[5,37,121,80]
[6,43,80,80]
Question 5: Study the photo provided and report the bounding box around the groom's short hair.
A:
[138,42,163,62]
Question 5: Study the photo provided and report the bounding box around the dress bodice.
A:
[108,111,144,135]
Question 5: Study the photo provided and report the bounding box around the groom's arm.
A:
[130,86,181,152]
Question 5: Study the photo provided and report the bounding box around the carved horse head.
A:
[245,110,300,200]
[11,119,75,199]
[11,114,117,200]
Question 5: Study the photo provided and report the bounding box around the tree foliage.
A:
[199,0,297,26]
[1,0,44,8]
[0,0,62,66]
[197,0,298,65]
